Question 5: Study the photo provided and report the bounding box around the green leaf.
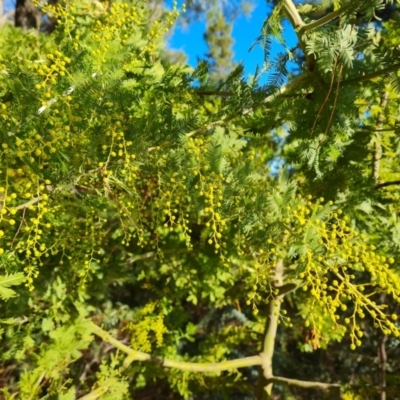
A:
[356,200,373,214]
[0,273,25,300]
[58,387,76,400]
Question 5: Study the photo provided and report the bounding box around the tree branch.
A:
[181,61,399,144]
[373,92,389,184]
[0,194,43,211]
[257,259,284,399]
[78,387,109,400]
[89,320,343,398]
[194,90,233,97]
[375,180,400,189]
[357,127,400,133]
[158,71,311,144]
[378,294,388,400]
[269,375,341,390]
[90,322,263,372]
[0,10,14,27]
[341,64,400,86]
[299,3,354,33]
[281,0,316,71]
[186,115,236,138]
[282,0,305,29]
[16,196,43,210]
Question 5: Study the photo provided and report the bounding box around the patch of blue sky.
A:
[165,1,299,84]
[4,0,15,14]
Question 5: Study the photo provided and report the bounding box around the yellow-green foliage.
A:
[124,302,167,352]
[1,0,400,398]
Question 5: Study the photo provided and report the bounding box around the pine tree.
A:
[204,5,235,82]
[15,0,40,29]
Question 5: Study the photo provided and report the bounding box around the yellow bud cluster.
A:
[243,194,400,348]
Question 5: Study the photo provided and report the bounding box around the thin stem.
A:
[194,90,233,97]
[322,64,343,141]
[27,372,45,400]
[11,206,27,247]
[15,196,43,210]
[373,92,389,184]
[101,169,139,229]
[311,57,339,137]
[269,376,341,390]
[333,272,389,321]
[357,127,400,133]
[186,115,236,138]
[341,64,400,86]
[78,387,109,400]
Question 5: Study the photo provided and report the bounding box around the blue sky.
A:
[4,0,14,13]
[3,0,298,81]
[167,1,298,82]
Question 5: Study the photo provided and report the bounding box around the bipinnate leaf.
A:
[0,273,26,300]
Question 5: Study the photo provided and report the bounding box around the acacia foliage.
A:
[0,0,400,398]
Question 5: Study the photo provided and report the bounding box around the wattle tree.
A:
[0,0,400,398]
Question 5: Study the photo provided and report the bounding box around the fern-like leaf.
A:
[0,273,26,300]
